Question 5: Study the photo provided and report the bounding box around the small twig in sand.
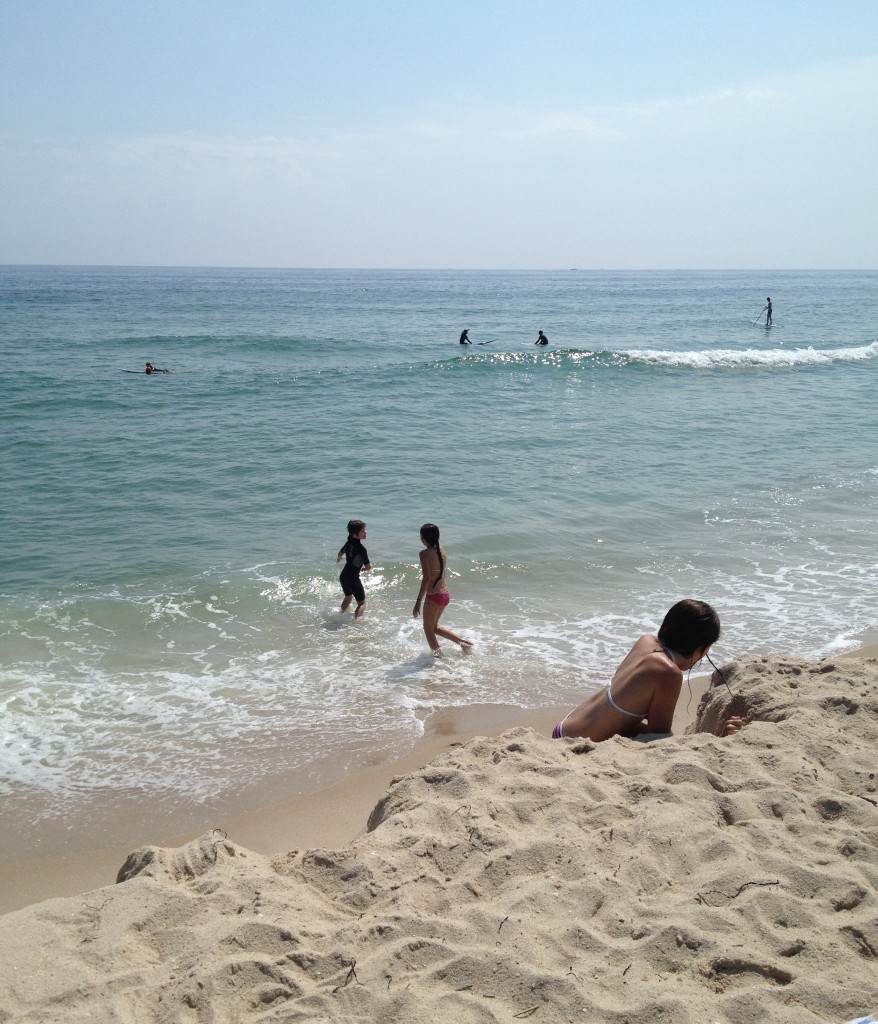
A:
[622,963,632,976]
[332,959,361,993]
[81,897,113,914]
[466,826,489,853]
[79,897,113,943]
[783,994,828,1017]
[513,1007,540,1018]
[499,916,509,932]
[696,880,779,905]
[857,794,878,807]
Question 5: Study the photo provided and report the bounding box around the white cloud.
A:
[1,55,875,267]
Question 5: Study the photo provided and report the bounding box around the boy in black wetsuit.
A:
[336,519,372,618]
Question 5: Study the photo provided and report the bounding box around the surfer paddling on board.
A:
[535,330,549,346]
[459,329,472,345]
[551,599,744,742]
[145,362,169,374]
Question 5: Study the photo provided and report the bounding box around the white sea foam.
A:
[623,340,878,368]
[6,528,875,816]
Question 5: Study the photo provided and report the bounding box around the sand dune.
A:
[1,654,876,1023]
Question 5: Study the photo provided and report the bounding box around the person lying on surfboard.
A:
[145,362,169,374]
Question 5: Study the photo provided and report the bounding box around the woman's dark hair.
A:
[420,523,444,586]
[346,519,366,538]
[657,599,721,657]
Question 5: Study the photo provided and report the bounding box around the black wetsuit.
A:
[339,538,370,603]
[459,330,471,345]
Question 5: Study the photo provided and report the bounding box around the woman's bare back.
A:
[560,634,682,740]
[419,545,447,595]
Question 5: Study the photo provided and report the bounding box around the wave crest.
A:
[461,340,878,370]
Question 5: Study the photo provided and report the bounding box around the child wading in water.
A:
[336,519,371,618]
[413,523,473,656]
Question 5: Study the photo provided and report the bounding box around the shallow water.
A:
[2,266,876,854]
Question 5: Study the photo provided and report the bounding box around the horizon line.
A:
[2,263,876,274]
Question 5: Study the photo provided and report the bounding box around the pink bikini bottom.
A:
[425,591,450,607]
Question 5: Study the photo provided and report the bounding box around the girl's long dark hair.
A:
[657,599,721,656]
[420,523,444,586]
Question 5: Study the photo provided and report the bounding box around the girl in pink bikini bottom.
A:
[412,522,472,656]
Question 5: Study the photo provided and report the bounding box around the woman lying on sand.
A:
[553,599,743,741]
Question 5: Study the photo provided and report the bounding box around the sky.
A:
[1,1,876,269]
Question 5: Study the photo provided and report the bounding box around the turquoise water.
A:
[2,266,877,854]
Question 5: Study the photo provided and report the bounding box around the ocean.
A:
[1,266,876,858]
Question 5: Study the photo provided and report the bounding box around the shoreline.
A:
[0,703,569,916]
[3,639,877,917]
[1,679,710,917]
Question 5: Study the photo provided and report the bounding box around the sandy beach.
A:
[0,672,718,916]
[2,650,877,1023]
[0,703,572,917]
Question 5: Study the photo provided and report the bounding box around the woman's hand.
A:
[413,598,422,619]
[721,716,744,736]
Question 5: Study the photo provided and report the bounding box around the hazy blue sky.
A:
[2,1,876,268]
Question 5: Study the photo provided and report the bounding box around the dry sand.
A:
[1,654,877,1023]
